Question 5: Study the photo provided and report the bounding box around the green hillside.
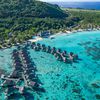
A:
[66,8,100,29]
[0,0,67,18]
[0,0,80,46]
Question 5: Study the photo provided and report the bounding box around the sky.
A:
[39,0,100,2]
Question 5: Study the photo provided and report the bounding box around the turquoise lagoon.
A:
[0,31,100,100]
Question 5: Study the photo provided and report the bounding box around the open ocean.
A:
[50,2,100,10]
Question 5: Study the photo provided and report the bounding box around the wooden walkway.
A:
[1,77,19,81]
[22,73,28,87]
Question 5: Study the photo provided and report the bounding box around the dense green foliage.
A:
[0,0,100,48]
[66,9,100,29]
[0,0,81,46]
[0,0,67,18]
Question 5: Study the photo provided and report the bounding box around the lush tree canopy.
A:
[0,0,81,46]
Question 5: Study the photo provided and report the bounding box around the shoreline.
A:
[0,29,100,50]
[49,29,100,38]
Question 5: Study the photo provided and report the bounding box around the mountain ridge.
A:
[0,0,68,18]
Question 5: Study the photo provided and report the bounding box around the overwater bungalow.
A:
[22,56,32,62]
[23,60,32,65]
[14,66,23,72]
[31,43,41,51]
[73,54,79,61]
[25,67,36,72]
[41,44,46,52]
[70,52,74,57]
[37,43,41,50]
[6,92,23,100]
[33,45,40,51]
[10,47,45,95]
[1,80,15,88]
[12,55,21,60]
[62,51,67,57]
[5,86,19,96]
[13,59,22,64]
[13,64,22,69]
[37,43,40,47]
[46,46,51,53]
[31,42,36,48]
[21,55,31,60]
[54,49,62,57]
[12,53,20,57]
[51,47,56,54]
[21,86,34,99]
[24,64,34,69]
[12,52,19,56]
[70,54,79,62]
[20,52,29,56]
[56,50,68,62]
[27,76,39,83]
[13,62,23,67]
[62,57,67,63]
[33,86,46,93]
[21,50,30,54]
[22,60,34,66]
[22,49,29,53]
[9,70,22,79]
[55,53,63,61]
[29,81,45,93]
[13,59,21,64]
[52,49,61,60]
[26,73,36,79]
[23,52,30,56]
[67,52,79,63]
[24,69,35,75]
[28,81,38,87]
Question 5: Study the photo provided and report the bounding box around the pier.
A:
[1,77,19,81]
[31,42,79,63]
[0,45,45,99]
[22,73,28,87]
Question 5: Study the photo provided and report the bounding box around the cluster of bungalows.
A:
[20,47,45,92]
[0,46,45,99]
[31,43,79,64]
[0,50,23,99]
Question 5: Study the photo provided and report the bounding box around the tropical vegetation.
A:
[65,8,100,29]
[0,0,100,48]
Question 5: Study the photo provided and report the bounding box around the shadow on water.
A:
[33,87,46,93]
[22,92,34,100]
[7,93,23,100]
[0,55,4,57]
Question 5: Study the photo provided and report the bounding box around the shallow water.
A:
[0,31,100,100]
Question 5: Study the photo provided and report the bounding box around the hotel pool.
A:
[0,31,100,100]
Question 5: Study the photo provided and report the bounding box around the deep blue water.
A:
[50,2,100,10]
